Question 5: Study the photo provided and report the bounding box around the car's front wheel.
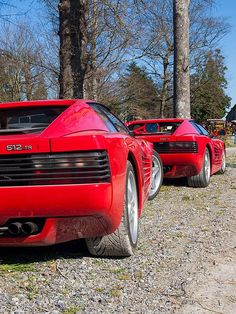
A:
[86,161,139,257]
[148,150,163,200]
[187,147,211,188]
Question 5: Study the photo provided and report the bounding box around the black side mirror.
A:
[129,130,135,137]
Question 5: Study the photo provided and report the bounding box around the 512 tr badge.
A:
[6,144,33,151]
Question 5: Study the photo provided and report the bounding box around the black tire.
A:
[187,147,211,188]
[148,150,163,200]
[86,161,139,257]
[218,149,226,174]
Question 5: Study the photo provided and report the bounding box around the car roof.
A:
[0,99,97,109]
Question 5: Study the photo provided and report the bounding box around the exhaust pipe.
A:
[21,222,39,235]
[8,222,22,235]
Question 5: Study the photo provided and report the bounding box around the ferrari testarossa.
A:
[0,99,157,257]
[127,118,226,187]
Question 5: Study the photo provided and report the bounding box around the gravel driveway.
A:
[0,154,235,314]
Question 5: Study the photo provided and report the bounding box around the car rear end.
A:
[128,119,203,178]
[0,101,116,246]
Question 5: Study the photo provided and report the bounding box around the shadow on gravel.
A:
[226,163,236,168]
[0,239,90,265]
[163,177,188,186]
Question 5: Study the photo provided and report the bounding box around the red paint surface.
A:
[127,119,225,178]
[0,99,152,246]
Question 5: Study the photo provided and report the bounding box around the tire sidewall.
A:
[148,150,163,200]
[202,148,211,186]
[125,162,139,248]
[220,150,226,174]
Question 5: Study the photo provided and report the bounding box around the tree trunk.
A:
[23,55,33,100]
[58,0,88,99]
[160,51,171,118]
[173,0,190,118]
[84,0,98,100]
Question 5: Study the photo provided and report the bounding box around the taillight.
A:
[0,151,110,186]
[154,141,198,153]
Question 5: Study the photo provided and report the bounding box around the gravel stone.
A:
[0,156,235,314]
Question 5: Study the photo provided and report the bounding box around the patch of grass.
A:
[160,185,170,192]
[216,210,225,216]
[109,289,121,298]
[173,231,185,238]
[182,195,191,201]
[134,271,143,279]
[62,288,70,296]
[27,283,39,300]
[111,268,126,274]
[109,285,123,298]
[92,259,103,266]
[117,273,130,280]
[95,287,105,293]
[63,307,83,314]
[0,263,37,273]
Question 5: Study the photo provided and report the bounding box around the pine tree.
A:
[191,49,231,122]
[119,63,160,121]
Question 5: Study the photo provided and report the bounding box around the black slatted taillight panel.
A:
[154,141,198,153]
[0,151,110,186]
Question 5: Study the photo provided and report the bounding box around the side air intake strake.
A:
[154,141,198,154]
[0,151,110,186]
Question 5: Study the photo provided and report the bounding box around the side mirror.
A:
[129,130,135,137]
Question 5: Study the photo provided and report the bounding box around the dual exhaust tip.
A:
[8,221,39,236]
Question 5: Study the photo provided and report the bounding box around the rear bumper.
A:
[160,153,203,178]
[0,184,112,220]
[0,183,117,246]
[0,216,111,247]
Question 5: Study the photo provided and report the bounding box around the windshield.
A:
[0,106,67,135]
[129,122,181,135]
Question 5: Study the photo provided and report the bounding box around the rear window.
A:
[0,106,67,135]
[128,122,181,135]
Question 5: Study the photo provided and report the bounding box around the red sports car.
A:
[0,99,154,257]
[127,118,226,187]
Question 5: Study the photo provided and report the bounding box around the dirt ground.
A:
[179,149,236,314]
[0,148,235,313]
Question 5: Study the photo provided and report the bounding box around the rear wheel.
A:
[148,151,163,200]
[218,150,226,174]
[86,161,139,257]
[187,148,211,188]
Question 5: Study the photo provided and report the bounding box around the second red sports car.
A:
[127,118,226,187]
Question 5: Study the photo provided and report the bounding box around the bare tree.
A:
[0,23,48,101]
[23,0,229,113]
[173,0,190,118]
[45,0,137,100]
[58,0,88,98]
[129,0,229,118]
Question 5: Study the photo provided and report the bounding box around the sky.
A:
[1,0,236,110]
[214,0,236,110]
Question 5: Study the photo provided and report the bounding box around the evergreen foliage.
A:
[191,49,231,122]
[119,63,160,121]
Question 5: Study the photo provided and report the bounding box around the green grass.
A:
[182,195,191,201]
[63,307,83,314]
[95,287,105,293]
[109,285,123,298]
[0,263,37,273]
